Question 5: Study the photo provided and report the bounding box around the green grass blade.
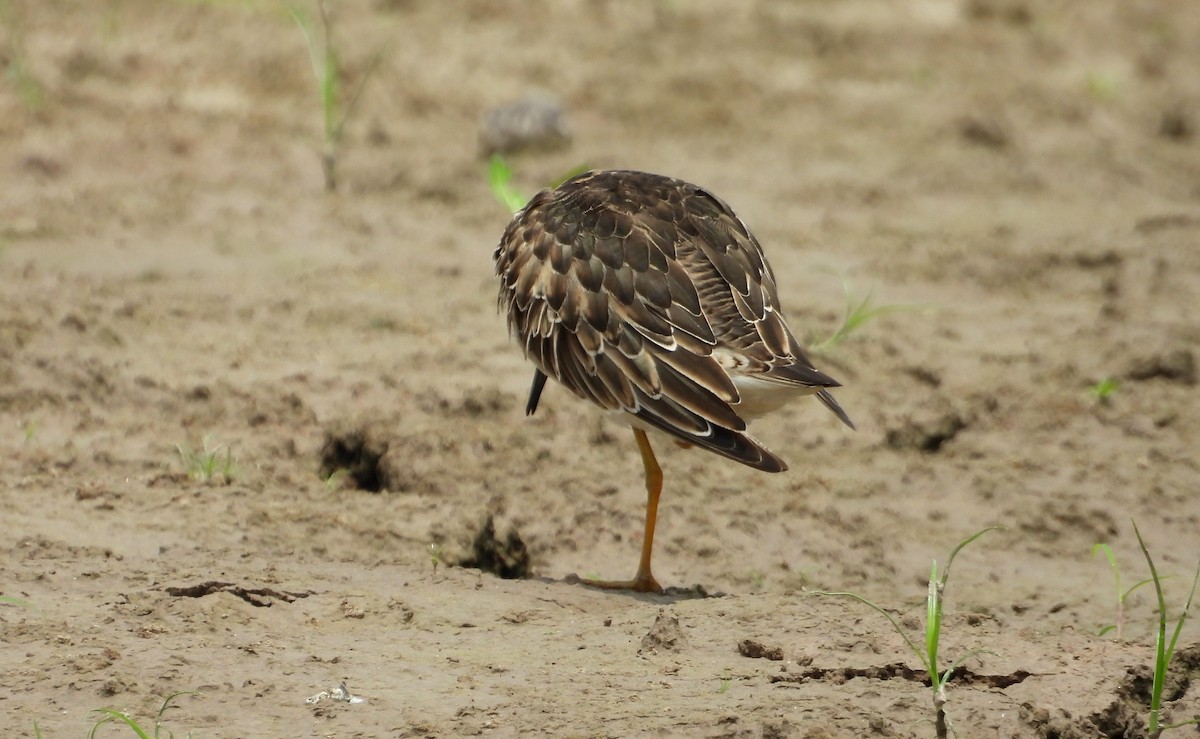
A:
[87,692,196,739]
[0,0,45,112]
[928,527,1000,691]
[488,154,528,212]
[290,2,342,147]
[317,1,338,143]
[88,710,153,739]
[488,159,591,214]
[940,526,1002,586]
[814,529,999,735]
[334,46,385,144]
[940,647,1001,686]
[1123,577,1160,601]
[926,560,941,685]
[1132,520,1168,735]
[809,590,931,673]
[289,5,322,86]
[807,273,923,351]
[1088,377,1119,402]
[155,691,197,737]
[1092,542,1162,639]
[841,291,880,336]
[1092,543,1122,597]
[1164,558,1199,674]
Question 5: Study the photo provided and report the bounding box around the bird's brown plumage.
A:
[494,169,851,473]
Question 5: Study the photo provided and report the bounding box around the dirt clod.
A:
[1126,348,1196,386]
[640,609,688,654]
[1159,106,1193,140]
[738,639,784,661]
[959,115,1010,148]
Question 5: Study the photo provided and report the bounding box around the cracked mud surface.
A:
[2,1,1199,736]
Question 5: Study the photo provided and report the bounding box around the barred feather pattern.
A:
[494,170,852,473]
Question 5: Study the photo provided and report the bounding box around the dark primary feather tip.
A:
[526,370,548,416]
[817,389,855,430]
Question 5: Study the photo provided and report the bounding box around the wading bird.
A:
[494,170,853,593]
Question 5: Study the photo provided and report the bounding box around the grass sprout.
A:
[809,274,912,351]
[0,0,45,112]
[323,468,349,491]
[1088,378,1119,404]
[488,154,527,212]
[291,0,384,192]
[175,437,237,482]
[1092,542,1156,639]
[487,154,591,213]
[1131,520,1200,737]
[1086,72,1120,101]
[428,543,444,573]
[86,691,197,739]
[810,526,1001,738]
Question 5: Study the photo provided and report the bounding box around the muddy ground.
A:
[2,1,1200,736]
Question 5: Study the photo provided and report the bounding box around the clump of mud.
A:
[455,514,532,580]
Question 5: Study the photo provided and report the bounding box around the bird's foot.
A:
[566,570,663,594]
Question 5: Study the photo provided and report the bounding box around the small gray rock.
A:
[480,93,571,155]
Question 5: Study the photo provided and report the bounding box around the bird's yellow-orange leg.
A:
[630,427,664,592]
[578,427,664,594]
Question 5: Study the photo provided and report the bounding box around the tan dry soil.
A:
[2,1,1200,737]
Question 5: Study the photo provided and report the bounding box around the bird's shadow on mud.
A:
[553,574,728,602]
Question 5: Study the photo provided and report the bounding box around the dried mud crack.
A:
[769,662,1032,689]
[164,581,316,607]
